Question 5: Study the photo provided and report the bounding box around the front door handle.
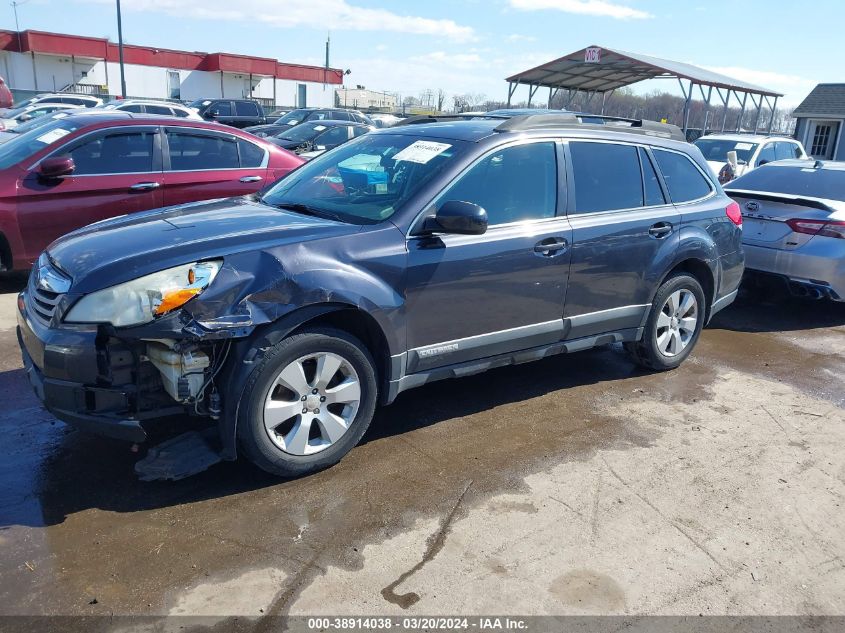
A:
[534,237,568,257]
[129,182,160,192]
[239,175,263,183]
[648,222,673,238]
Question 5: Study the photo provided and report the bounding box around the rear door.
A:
[16,125,163,261]
[233,100,262,128]
[563,141,681,339]
[160,126,270,205]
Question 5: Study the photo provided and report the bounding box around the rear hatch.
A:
[726,190,843,250]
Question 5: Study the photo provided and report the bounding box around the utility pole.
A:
[324,32,329,93]
[116,0,127,97]
[11,0,28,53]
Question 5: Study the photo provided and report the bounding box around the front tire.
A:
[237,327,378,477]
[625,273,706,371]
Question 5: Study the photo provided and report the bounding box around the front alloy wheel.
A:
[263,352,361,455]
[238,327,378,477]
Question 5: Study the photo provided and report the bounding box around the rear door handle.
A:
[648,222,673,238]
[534,237,568,256]
[239,175,263,183]
[129,182,160,192]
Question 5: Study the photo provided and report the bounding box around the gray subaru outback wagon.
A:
[17,113,744,477]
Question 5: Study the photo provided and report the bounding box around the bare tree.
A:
[436,89,446,112]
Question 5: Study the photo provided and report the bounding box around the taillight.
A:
[726,201,742,226]
[787,218,845,239]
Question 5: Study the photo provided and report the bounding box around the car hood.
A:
[48,196,360,293]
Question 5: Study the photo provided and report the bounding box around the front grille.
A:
[29,285,62,324]
[27,256,71,325]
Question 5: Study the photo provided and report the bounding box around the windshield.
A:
[261,133,468,224]
[0,118,83,170]
[188,99,213,109]
[278,122,328,143]
[9,110,73,134]
[1,105,33,119]
[275,109,311,126]
[728,164,845,202]
[694,138,759,164]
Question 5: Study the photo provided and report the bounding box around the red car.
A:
[0,111,304,271]
[0,76,12,109]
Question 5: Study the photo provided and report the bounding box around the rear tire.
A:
[625,273,706,371]
[237,327,378,477]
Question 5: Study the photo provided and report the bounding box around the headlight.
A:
[64,261,221,327]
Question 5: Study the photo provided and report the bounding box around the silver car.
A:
[726,160,845,301]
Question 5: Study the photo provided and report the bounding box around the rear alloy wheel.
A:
[625,273,706,371]
[238,327,377,477]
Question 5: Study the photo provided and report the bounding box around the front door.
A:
[404,140,571,373]
[563,142,683,339]
[807,120,839,160]
[16,126,163,263]
[160,127,270,206]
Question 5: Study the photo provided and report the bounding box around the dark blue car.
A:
[17,113,744,477]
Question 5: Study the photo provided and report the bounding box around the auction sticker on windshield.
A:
[735,142,754,151]
[393,140,451,164]
[36,128,71,145]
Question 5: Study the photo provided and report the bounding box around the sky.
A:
[6,0,843,106]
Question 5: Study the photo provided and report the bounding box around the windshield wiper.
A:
[270,202,345,223]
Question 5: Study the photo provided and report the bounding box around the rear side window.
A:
[756,143,777,166]
[238,139,265,167]
[570,142,643,213]
[652,149,712,203]
[60,131,156,175]
[351,125,369,138]
[235,101,260,117]
[167,131,239,170]
[145,104,173,115]
[439,142,557,225]
[640,147,666,206]
[172,108,190,118]
[121,104,144,113]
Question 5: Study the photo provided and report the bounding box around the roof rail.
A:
[494,114,686,142]
[394,113,509,126]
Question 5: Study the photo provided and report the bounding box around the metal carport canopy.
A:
[505,45,784,133]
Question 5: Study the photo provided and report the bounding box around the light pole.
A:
[116,0,127,97]
[11,0,29,54]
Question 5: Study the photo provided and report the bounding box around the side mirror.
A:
[425,200,488,235]
[18,113,31,122]
[758,159,770,167]
[38,156,75,179]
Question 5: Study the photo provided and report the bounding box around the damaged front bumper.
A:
[17,289,221,445]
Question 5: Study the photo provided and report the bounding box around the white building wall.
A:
[0,50,336,107]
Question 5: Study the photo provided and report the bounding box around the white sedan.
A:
[0,102,82,130]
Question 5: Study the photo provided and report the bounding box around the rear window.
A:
[728,164,845,202]
[570,142,643,213]
[652,149,713,203]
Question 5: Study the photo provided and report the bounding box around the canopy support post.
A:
[528,83,540,107]
[698,85,712,136]
[682,79,694,134]
[751,94,762,133]
[507,82,517,107]
[736,91,748,132]
[767,96,779,133]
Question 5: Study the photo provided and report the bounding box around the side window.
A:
[121,104,144,113]
[652,149,713,203]
[238,139,266,168]
[438,142,557,226]
[335,111,352,121]
[315,126,349,148]
[235,101,260,117]
[211,101,232,116]
[166,131,239,170]
[569,142,643,213]
[793,143,804,158]
[756,143,777,166]
[172,108,190,118]
[640,147,666,206]
[312,111,331,121]
[59,131,156,175]
[145,104,173,115]
[351,125,369,138]
[775,142,801,160]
